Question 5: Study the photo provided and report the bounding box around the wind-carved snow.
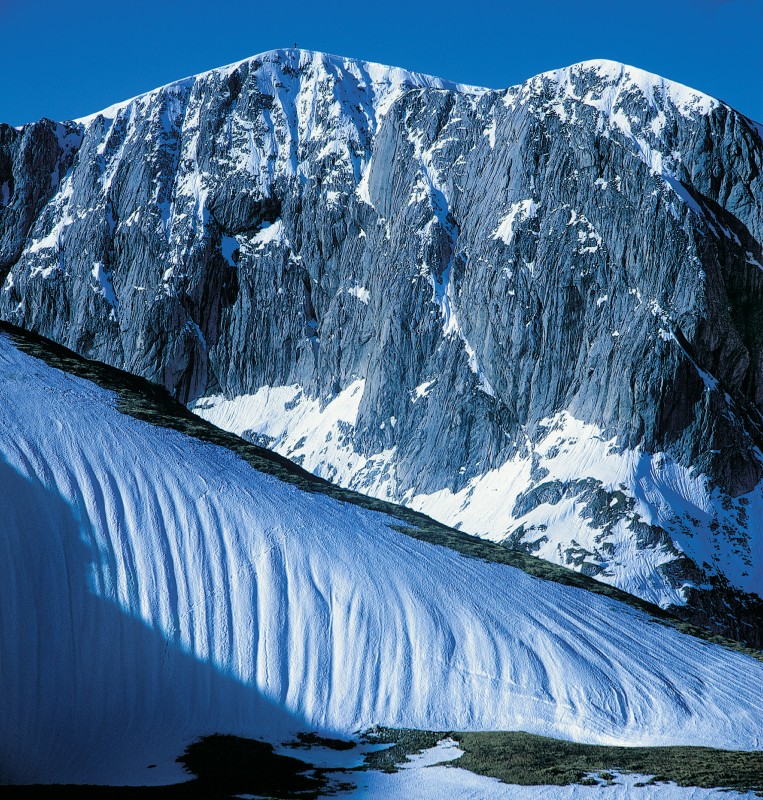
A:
[4,334,763,788]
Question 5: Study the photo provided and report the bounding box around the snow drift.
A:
[1,332,762,786]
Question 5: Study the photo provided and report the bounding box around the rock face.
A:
[2,49,762,644]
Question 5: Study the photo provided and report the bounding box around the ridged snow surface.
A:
[2,334,763,787]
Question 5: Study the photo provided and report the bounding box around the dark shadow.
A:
[178,734,324,797]
[0,735,337,798]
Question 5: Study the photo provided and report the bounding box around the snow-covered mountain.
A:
[1,49,762,644]
[2,326,763,788]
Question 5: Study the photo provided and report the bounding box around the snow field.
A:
[2,334,763,787]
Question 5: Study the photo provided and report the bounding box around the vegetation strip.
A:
[4,320,762,664]
[453,731,763,793]
[363,728,763,795]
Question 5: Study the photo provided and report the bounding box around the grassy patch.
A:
[359,727,445,772]
[361,728,763,794]
[283,732,356,751]
[3,320,762,664]
[453,731,763,793]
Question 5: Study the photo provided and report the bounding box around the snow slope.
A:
[2,332,763,787]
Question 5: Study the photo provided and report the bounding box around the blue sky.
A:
[1,0,761,125]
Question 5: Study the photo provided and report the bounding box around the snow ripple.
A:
[1,335,762,786]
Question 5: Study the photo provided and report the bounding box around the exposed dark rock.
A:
[2,50,762,642]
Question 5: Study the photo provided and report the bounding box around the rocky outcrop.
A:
[0,119,81,276]
[2,50,762,643]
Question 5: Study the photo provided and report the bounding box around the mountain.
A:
[2,324,763,788]
[1,49,762,644]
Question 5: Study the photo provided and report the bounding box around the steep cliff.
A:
[2,50,762,643]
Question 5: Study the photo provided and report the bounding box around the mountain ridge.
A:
[1,48,761,644]
[63,50,747,129]
[71,47,486,126]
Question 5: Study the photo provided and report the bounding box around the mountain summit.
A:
[1,49,762,644]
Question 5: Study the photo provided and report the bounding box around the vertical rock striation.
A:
[2,50,762,643]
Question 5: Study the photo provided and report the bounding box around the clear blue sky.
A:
[2,0,761,126]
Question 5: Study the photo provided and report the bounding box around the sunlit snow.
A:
[4,333,763,787]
